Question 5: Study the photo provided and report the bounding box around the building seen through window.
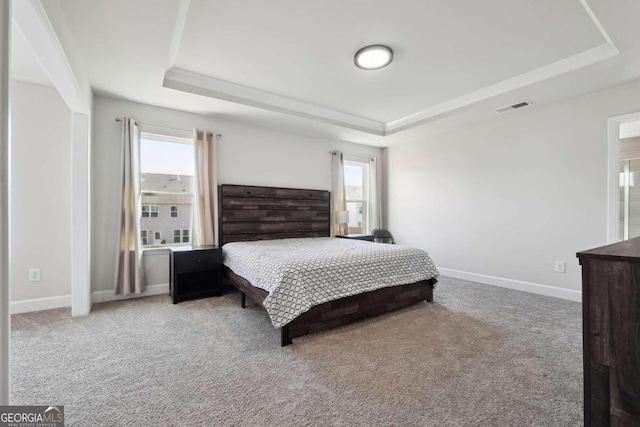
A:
[139,133,194,247]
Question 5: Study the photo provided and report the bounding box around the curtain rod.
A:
[115,118,222,138]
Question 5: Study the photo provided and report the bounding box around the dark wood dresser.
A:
[170,246,222,304]
[577,238,640,426]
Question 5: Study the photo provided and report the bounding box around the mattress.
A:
[222,237,439,328]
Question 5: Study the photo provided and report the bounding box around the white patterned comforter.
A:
[222,237,439,328]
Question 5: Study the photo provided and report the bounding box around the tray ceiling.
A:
[175,0,606,122]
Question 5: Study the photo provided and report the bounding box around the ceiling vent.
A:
[494,101,533,114]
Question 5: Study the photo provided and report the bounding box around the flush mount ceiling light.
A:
[354,45,393,70]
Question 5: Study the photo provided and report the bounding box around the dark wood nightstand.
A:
[169,246,222,304]
[336,233,375,242]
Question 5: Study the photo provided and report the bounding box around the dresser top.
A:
[577,237,640,262]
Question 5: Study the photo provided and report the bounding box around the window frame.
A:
[343,158,370,234]
[140,131,194,249]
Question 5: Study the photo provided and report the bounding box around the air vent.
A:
[494,101,533,114]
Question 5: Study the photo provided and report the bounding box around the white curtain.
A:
[114,118,145,295]
[369,156,382,232]
[192,129,218,247]
[331,151,348,236]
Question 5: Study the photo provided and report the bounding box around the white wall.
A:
[386,78,640,299]
[92,96,381,293]
[10,80,72,306]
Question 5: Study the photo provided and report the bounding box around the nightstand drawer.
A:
[174,251,221,273]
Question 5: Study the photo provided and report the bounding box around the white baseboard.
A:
[91,283,169,304]
[437,267,582,303]
[10,294,72,314]
[9,284,170,315]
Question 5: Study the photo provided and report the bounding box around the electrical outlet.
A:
[554,261,566,274]
[28,268,40,282]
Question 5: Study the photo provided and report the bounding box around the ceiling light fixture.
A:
[354,45,393,70]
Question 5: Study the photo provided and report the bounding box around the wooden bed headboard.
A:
[218,184,331,245]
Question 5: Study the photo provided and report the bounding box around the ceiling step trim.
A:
[163,67,386,135]
[384,43,619,135]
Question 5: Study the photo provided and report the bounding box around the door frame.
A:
[607,112,640,243]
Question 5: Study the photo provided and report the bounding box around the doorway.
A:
[608,114,640,242]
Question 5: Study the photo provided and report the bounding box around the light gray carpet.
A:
[10,277,583,426]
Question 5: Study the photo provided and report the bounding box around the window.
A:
[142,204,159,218]
[140,132,194,247]
[141,230,148,246]
[173,229,190,244]
[344,160,369,234]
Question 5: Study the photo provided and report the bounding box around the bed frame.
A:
[218,184,436,346]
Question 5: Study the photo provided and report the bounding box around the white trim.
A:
[0,0,10,406]
[163,68,386,135]
[141,129,193,143]
[10,294,72,314]
[607,118,619,243]
[71,113,92,316]
[438,267,582,303]
[343,154,371,163]
[91,283,169,304]
[142,247,172,254]
[578,0,615,45]
[166,0,191,69]
[9,284,171,313]
[607,112,640,243]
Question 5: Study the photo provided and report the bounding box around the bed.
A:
[218,184,439,346]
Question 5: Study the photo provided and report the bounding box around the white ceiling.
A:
[51,0,640,146]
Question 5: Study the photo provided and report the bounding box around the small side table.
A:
[169,246,222,304]
[336,233,375,242]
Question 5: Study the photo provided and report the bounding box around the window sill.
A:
[142,245,189,255]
